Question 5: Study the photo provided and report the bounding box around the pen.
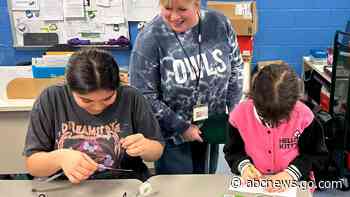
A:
[31,172,65,192]
[98,164,133,172]
[42,172,64,183]
[248,165,255,174]
[248,165,261,179]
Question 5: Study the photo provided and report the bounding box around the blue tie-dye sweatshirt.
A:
[129,9,243,143]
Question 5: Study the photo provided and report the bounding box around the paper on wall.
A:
[96,0,125,24]
[11,0,39,10]
[80,22,105,33]
[126,0,159,21]
[63,0,85,18]
[100,17,125,25]
[63,21,104,36]
[40,0,64,21]
[132,0,152,7]
[110,0,122,6]
[9,0,129,46]
[96,0,111,7]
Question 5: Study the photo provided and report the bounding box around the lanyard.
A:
[173,17,202,91]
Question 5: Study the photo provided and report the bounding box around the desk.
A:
[0,67,34,174]
[0,111,30,174]
[303,56,331,83]
[303,56,349,113]
[303,56,333,111]
[148,175,312,197]
[0,175,312,197]
[0,179,141,197]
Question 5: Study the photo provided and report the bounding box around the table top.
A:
[0,175,312,197]
[0,99,34,112]
[148,174,311,197]
[148,174,231,197]
[0,179,142,197]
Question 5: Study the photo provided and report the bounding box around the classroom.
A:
[0,0,350,196]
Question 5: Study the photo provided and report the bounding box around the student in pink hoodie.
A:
[224,63,328,192]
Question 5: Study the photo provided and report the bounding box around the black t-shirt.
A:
[24,84,163,181]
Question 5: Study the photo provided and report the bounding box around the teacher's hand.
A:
[182,124,203,142]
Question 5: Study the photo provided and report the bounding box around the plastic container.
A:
[32,65,65,78]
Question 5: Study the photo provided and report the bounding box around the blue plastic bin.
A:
[32,65,65,78]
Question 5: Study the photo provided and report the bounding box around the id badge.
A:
[193,104,208,122]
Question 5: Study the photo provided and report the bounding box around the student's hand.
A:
[182,124,203,142]
[266,171,294,193]
[120,133,152,157]
[241,164,262,182]
[58,149,98,184]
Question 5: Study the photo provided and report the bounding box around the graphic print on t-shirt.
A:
[57,120,123,168]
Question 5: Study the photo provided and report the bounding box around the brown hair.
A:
[66,48,120,94]
[250,62,300,127]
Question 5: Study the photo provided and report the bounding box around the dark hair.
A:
[250,63,299,127]
[66,48,120,94]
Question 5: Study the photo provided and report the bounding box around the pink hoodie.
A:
[229,99,314,174]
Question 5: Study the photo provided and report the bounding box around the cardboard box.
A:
[207,1,258,36]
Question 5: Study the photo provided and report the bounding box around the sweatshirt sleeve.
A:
[226,19,244,110]
[129,41,190,138]
[289,118,329,180]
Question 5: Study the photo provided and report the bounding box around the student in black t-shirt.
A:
[23,48,164,183]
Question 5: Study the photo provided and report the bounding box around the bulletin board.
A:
[7,0,159,48]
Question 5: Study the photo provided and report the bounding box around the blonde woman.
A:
[130,0,243,174]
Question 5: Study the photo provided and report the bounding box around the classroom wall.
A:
[1,0,350,75]
[211,0,350,75]
[0,0,137,69]
[256,0,350,75]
